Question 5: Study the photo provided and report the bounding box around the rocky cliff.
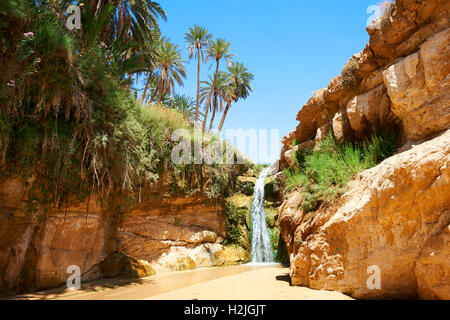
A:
[0,177,248,295]
[279,0,449,299]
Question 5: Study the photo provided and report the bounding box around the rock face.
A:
[0,184,112,293]
[346,85,394,137]
[116,194,226,264]
[279,130,450,299]
[383,29,450,140]
[0,180,241,294]
[279,0,450,299]
[415,224,450,300]
[279,0,450,170]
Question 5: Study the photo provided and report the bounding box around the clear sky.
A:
[149,0,385,164]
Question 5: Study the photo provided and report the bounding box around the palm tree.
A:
[150,38,186,104]
[48,1,166,81]
[78,1,166,81]
[200,72,231,131]
[201,38,233,132]
[141,73,157,104]
[167,94,201,122]
[217,62,254,133]
[84,0,166,42]
[185,25,213,126]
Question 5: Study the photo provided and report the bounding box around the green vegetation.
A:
[201,38,233,132]
[341,56,360,89]
[0,1,254,213]
[217,62,254,133]
[166,94,200,122]
[185,25,213,124]
[148,37,186,103]
[200,72,230,132]
[224,200,246,245]
[284,131,397,212]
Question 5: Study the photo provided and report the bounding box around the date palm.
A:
[47,1,165,77]
[217,62,254,133]
[84,0,166,41]
[141,72,157,104]
[201,38,233,132]
[167,94,202,122]
[185,25,213,126]
[80,0,166,80]
[151,38,186,103]
[200,72,231,132]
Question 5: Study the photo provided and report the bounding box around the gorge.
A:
[1,0,449,301]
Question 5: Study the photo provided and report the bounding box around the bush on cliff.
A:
[284,131,397,212]
[224,200,246,245]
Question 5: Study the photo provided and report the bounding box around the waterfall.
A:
[250,167,274,263]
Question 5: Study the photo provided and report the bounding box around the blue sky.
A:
[148,0,384,164]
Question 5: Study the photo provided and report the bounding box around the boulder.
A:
[332,111,353,144]
[346,85,394,136]
[415,224,450,300]
[315,122,332,143]
[100,252,155,279]
[383,28,450,140]
[227,194,252,210]
[214,245,250,266]
[237,176,257,196]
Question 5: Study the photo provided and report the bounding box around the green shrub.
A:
[341,57,359,89]
[224,200,246,245]
[285,131,397,212]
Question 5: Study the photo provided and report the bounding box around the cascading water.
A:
[250,167,274,263]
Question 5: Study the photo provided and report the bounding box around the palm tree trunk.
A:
[149,79,159,104]
[141,75,151,104]
[149,88,158,104]
[217,102,231,133]
[195,47,201,126]
[202,60,220,132]
[209,93,218,131]
[203,102,210,131]
[157,77,166,103]
[117,3,124,38]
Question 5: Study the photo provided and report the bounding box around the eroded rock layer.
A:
[0,181,244,294]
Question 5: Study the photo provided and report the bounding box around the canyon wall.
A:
[279,0,450,299]
[0,178,246,295]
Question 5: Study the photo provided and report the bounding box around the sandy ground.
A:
[147,266,352,300]
[10,264,352,300]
